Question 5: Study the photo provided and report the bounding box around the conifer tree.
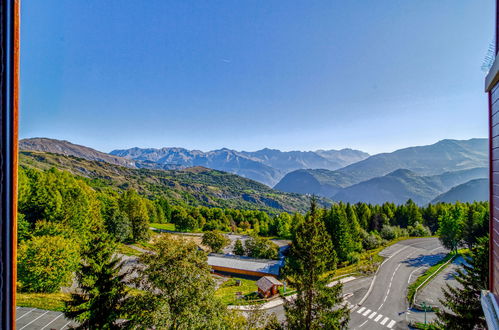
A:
[284,198,349,330]
[64,232,127,329]
[436,236,488,329]
[234,239,245,256]
[325,205,353,261]
[345,203,362,252]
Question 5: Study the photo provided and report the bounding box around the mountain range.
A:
[110,146,369,187]
[19,137,489,205]
[275,139,488,199]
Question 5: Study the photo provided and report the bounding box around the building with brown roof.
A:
[256,276,283,298]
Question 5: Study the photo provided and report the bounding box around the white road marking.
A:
[60,320,72,329]
[359,320,369,328]
[368,312,377,319]
[16,308,36,320]
[374,314,383,322]
[408,266,424,284]
[357,245,411,306]
[380,317,389,325]
[378,263,402,310]
[19,310,50,330]
[40,313,63,330]
[357,307,366,314]
[387,320,396,328]
[362,309,371,316]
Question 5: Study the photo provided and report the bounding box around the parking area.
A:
[16,307,78,330]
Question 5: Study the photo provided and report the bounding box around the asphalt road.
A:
[349,237,447,329]
[266,237,447,329]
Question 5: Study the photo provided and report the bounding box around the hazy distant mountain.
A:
[275,139,488,195]
[332,167,488,205]
[240,148,369,173]
[431,178,489,204]
[20,138,137,169]
[110,146,369,186]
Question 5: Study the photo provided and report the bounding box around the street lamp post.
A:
[421,302,431,328]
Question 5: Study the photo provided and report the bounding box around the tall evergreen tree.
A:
[64,232,127,329]
[284,198,349,330]
[325,205,354,261]
[436,235,488,329]
[345,203,362,252]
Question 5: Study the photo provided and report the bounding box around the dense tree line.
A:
[16,166,489,293]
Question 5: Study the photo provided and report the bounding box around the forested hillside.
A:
[19,150,327,213]
[331,167,488,205]
[432,178,489,204]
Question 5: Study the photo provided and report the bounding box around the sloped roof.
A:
[207,254,283,276]
[256,276,283,292]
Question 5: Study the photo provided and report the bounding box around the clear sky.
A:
[20,0,493,155]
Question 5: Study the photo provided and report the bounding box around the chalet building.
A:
[207,254,283,278]
[482,1,499,327]
[256,276,283,298]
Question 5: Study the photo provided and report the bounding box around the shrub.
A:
[18,235,79,293]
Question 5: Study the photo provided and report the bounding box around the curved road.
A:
[349,237,447,329]
[266,237,447,329]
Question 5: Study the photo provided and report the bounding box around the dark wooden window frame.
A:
[1,0,19,329]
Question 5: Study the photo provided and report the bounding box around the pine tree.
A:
[345,203,362,252]
[64,232,127,329]
[325,204,353,262]
[234,239,245,256]
[284,198,349,330]
[436,235,488,329]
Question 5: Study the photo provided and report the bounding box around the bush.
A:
[244,235,279,259]
[202,231,230,253]
[18,235,80,293]
[362,231,382,250]
[347,252,361,264]
[408,222,432,237]
[380,225,397,240]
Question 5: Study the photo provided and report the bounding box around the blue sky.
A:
[21,0,493,154]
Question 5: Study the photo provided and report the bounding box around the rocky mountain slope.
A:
[19,150,330,213]
[110,146,369,186]
[20,138,137,169]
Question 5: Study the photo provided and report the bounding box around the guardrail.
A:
[411,255,456,307]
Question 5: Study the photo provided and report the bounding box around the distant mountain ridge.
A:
[110,146,369,186]
[20,138,137,169]
[20,137,489,206]
[275,138,488,198]
[332,167,488,205]
[431,178,489,204]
